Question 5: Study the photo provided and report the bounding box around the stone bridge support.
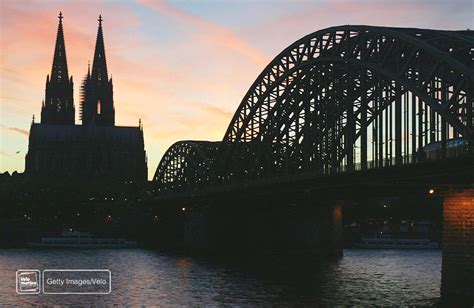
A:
[182,198,343,257]
[441,189,474,305]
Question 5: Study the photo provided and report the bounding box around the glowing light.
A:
[429,189,435,195]
[181,207,186,212]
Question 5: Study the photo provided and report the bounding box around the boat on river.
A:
[354,234,438,249]
[28,229,137,248]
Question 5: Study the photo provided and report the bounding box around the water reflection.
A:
[0,249,440,305]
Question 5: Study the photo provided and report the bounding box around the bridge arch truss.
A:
[222,25,473,180]
[155,25,474,190]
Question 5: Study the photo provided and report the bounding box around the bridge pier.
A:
[182,198,343,257]
[441,189,474,305]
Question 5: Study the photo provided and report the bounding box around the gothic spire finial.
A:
[91,14,108,81]
[51,11,69,82]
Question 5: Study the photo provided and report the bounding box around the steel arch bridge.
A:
[154,141,222,193]
[154,25,474,194]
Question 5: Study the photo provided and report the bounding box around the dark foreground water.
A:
[0,249,441,305]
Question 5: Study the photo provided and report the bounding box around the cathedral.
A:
[25,13,147,181]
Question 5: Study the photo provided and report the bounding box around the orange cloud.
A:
[197,103,233,119]
[0,151,11,157]
[0,124,29,137]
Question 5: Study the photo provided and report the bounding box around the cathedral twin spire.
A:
[81,14,115,126]
[41,13,114,126]
[41,12,74,125]
[50,12,69,85]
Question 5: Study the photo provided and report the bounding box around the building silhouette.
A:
[25,13,147,181]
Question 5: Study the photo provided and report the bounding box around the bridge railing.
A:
[342,148,470,174]
[348,155,413,173]
[220,149,471,192]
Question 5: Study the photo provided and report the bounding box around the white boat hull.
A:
[28,242,137,249]
[354,238,439,249]
[28,229,138,249]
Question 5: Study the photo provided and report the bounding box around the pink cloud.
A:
[252,0,469,47]
[135,0,268,66]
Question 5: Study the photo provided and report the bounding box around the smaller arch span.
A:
[153,141,222,193]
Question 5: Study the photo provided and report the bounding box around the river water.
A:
[0,248,441,305]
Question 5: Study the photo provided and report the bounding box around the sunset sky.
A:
[0,0,472,180]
